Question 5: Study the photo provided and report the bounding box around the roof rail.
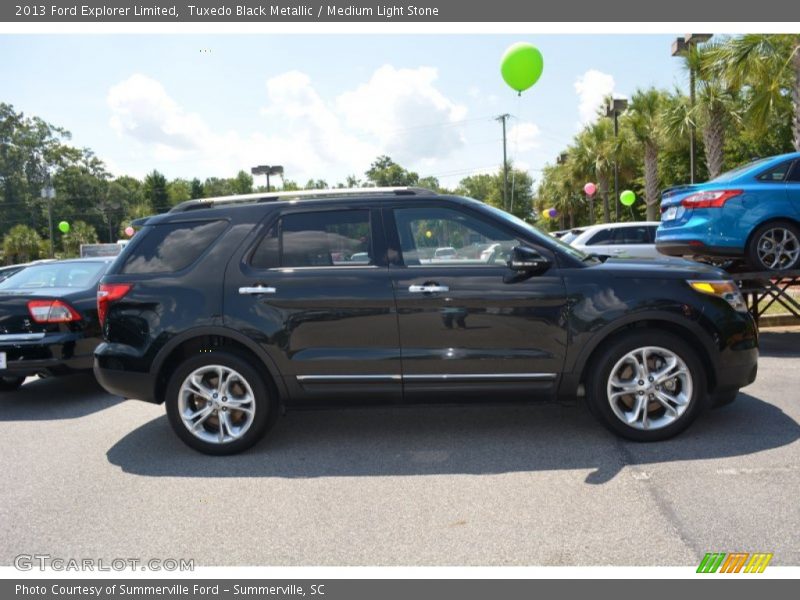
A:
[169,186,436,213]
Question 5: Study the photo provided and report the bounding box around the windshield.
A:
[0,261,107,291]
[480,204,591,262]
[709,157,775,183]
[559,230,584,245]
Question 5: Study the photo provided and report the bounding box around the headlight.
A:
[688,280,748,313]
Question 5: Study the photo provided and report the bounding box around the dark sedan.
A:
[0,258,113,392]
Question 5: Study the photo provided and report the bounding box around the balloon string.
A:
[509,93,521,214]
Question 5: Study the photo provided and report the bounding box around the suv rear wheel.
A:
[165,351,276,455]
[587,331,707,442]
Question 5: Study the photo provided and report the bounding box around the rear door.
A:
[224,205,401,404]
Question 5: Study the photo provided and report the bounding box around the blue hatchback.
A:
[656,152,800,271]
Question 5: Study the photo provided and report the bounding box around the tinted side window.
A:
[251,210,373,269]
[121,220,227,274]
[612,226,650,244]
[757,161,792,182]
[586,228,613,246]
[394,206,518,266]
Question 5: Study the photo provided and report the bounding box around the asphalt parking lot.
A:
[1,328,798,567]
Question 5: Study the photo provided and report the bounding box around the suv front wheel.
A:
[165,351,276,455]
[587,331,707,442]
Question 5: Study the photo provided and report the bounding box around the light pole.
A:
[672,34,712,184]
[605,97,628,222]
[496,114,511,211]
[40,176,56,258]
[251,165,284,192]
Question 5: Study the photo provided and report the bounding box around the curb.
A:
[758,314,800,328]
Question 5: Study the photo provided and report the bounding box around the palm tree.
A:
[709,34,800,151]
[624,88,665,220]
[572,120,616,223]
[664,45,740,179]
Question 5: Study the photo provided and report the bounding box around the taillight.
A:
[97,283,132,327]
[680,189,743,209]
[27,299,82,323]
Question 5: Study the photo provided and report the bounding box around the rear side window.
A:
[251,210,372,269]
[612,226,650,244]
[586,228,613,246]
[756,161,792,182]
[121,220,227,274]
[787,161,800,183]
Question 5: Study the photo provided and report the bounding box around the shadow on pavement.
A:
[758,328,800,358]
[106,392,799,484]
[0,374,122,421]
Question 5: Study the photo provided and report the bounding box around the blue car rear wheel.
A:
[746,220,800,271]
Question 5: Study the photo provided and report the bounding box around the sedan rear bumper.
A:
[656,242,744,258]
[0,333,99,377]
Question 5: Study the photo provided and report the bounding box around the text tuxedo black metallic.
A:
[93,189,758,454]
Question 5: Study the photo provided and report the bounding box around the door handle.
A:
[239,285,276,295]
[408,284,449,293]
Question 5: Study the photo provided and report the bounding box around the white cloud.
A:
[574,69,615,126]
[508,121,541,152]
[337,65,468,164]
[106,67,468,183]
[107,74,210,154]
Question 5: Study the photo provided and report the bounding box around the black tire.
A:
[746,220,800,271]
[0,376,25,392]
[587,330,708,442]
[165,351,277,455]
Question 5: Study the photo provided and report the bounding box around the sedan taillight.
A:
[679,189,743,209]
[97,283,132,327]
[27,299,82,323]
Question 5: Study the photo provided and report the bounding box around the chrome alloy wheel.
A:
[606,346,693,431]
[756,227,800,270]
[178,365,256,444]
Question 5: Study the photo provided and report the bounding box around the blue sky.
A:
[0,34,687,187]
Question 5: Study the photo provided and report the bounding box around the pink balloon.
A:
[584,182,597,196]
[124,226,135,237]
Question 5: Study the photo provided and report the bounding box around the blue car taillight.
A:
[679,189,743,209]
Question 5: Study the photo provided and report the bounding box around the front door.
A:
[386,204,569,400]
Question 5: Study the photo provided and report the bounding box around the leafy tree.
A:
[202,177,233,198]
[190,178,204,199]
[0,103,77,237]
[2,224,42,263]
[231,170,253,194]
[279,179,300,191]
[365,155,419,187]
[167,178,192,206]
[143,170,169,212]
[345,174,362,188]
[457,166,534,221]
[61,220,98,257]
[709,34,800,150]
[304,179,329,189]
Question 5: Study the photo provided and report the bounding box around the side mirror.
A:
[507,246,551,273]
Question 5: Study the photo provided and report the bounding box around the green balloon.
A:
[620,190,636,206]
[500,42,544,94]
[58,221,70,233]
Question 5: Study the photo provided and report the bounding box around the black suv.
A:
[94,188,758,454]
